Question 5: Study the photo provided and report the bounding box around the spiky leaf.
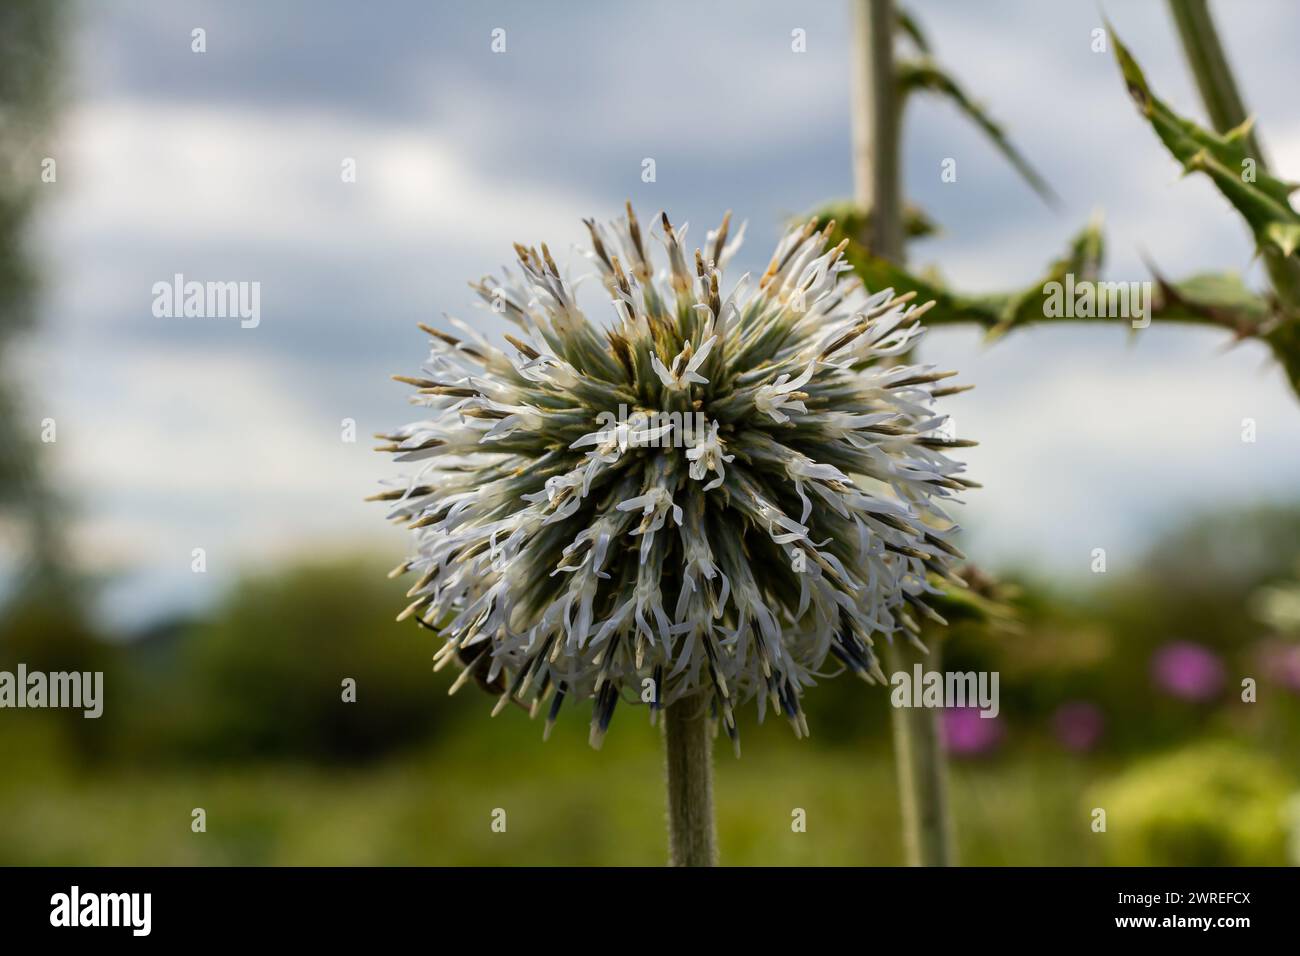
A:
[1148,268,1271,327]
[1264,318,1300,400]
[1110,28,1300,260]
[894,6,931,54]
[897,59,1057,207]
[812,209,1105,338]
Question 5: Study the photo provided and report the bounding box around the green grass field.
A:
[0,716,1103,866]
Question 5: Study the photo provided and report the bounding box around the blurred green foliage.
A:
[1090,742,1292,866]
[0,599,117,765]
[173,559,455,764]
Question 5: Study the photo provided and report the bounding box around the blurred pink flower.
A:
[1151,641,1225,701]
[940,706,1003,757]
[1051,701,1104,752]
[1255,639,1300,692]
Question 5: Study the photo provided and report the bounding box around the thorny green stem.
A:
[1167,0,1265,164]
[1167,0,1300,310]
[663,697,717,866]
[853,0,955,867]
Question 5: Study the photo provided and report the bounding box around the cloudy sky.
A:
[22,0,1300,628]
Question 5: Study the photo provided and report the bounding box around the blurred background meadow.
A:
[3,0,1300,865]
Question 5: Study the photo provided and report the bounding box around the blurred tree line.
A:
[3,504,1298,773]
[0,1,69,594]
[1,558,458,767]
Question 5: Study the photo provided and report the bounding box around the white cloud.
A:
[50,345,396,625]
[51,100,601,250]
[922,324,1300,572]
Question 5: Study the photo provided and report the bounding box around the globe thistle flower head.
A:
[373,204,975,751]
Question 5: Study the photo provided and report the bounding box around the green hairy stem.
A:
[663,697,718,866]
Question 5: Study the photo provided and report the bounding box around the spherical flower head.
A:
[373,204,975,750]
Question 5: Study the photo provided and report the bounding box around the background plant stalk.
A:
[883,639,956,865]
[853,0,956,866]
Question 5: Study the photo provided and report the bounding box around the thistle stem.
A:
[852,0,904,260]
[663,697,717,866]
[853,0,956,866]
[884,639,956,865]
